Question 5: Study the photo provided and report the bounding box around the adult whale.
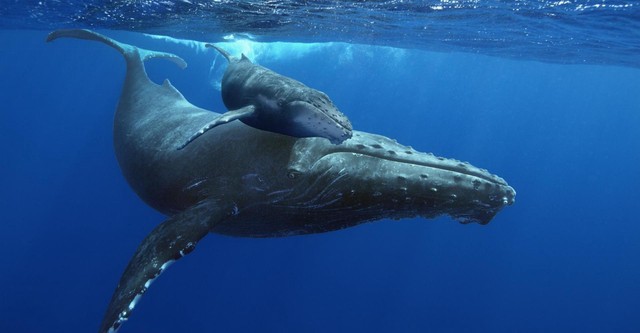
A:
[47,29,516,333]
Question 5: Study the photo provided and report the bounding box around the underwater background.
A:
[1,1,639,332]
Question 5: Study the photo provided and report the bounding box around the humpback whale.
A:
[178,44,352,149]
[47,29,515,333]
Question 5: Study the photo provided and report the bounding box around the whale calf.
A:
[178,44,352,149]
[47,29,515,333]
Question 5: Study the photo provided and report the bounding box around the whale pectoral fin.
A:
[177,105,256,150]
[99,201,232,333]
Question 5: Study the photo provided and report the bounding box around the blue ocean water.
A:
[1,1,640,333]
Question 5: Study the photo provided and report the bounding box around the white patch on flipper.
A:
[108,259,177,333]
[160,260,175,272]
[144,277,155,289]
[129,294,142,311]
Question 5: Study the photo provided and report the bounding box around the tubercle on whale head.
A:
[284,89,353,144]
[286,100,352,144]
[283,132,515,225]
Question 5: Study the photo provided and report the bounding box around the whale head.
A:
[283,90,353,144]
[270,131,515,234]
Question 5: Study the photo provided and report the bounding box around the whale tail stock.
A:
[47,29,224,333]
[46,29,187,70]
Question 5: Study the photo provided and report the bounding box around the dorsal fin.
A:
[161,79,186,99]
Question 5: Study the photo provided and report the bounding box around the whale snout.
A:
[287,100,352,144]
[286,132,516,225]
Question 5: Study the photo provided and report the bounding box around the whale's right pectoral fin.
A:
[177,105,256,150]
[99,200,232,333]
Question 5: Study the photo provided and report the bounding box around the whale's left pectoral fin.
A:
[100,201,232,333]
[177,105,256,150]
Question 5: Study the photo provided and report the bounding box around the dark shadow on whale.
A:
[47,29,516,333]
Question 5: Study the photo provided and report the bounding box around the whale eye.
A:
[287,170,301,179]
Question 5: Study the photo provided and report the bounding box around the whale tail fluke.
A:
[46,29,187,69]
[205,43,234,62]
